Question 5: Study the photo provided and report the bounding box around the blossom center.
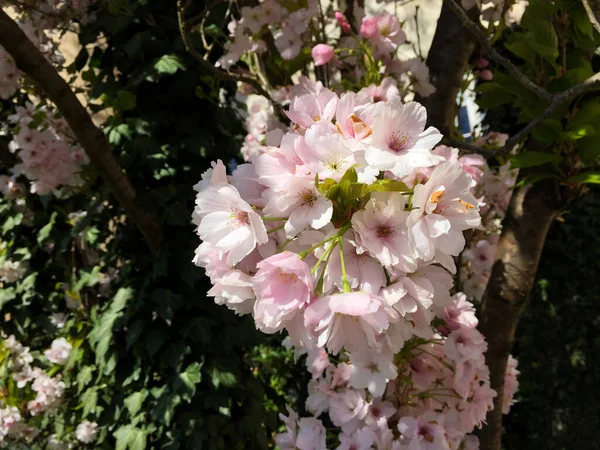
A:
[367,362,379,373]
[229,209,249,228]
[278,271,299,284]
[377,225,395,239]
[299,189,317,207]
[388,132,409,153]
[429,190,444,203]
[418,425,434,443]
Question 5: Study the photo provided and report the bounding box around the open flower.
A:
[408,162,481,261]
[253,252,314,332]
[366,99,443,178]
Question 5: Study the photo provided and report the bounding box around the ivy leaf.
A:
[88,288,133,371]
[2,213,23,235]
[125,390,148,418]
[37,211,58,245]
[114,424,147,450]
[177,361,203,401]
[154,55,185,75]
[82,387,98,418]
[77,366,94,394]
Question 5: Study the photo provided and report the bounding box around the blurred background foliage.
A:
[1,0,309,448]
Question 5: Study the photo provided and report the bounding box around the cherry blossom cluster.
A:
[221,2,437,161]
[6,102,89,195]
[192,79,520,447]
[0,335,62,445]
[275,292,515,449]
[240,94,286,161]
[453,134,518,301]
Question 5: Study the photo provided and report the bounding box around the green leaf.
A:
[210,366,237,389]
[74,266,102,292]
[515,172,556,187]
[115,90,137,111]
[369,179,410,193]
[505,36,537,62]
[178,362,203,400]
[339,166,358,183]
[114,425,147,450]
[125,390,148,417]
[82,387,98,418]
[509,151,562,169]
[76,366,94,394]
[0,288,16,309]
[560,125,595,141]
[566,172,600,185]
[154,55,185,75]
[2,213,23,235]
[88,288,133,371]
[578,135,600,164]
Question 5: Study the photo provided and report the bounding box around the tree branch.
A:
[416,2,481,134]
[456,73,600,158]
[443,0,553,103]
[0,10,163,254]
[583,0,600,35]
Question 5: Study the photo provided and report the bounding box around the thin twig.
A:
[441,138,483,154]
[415,6,423,60]
[583,0,600,34]
[443,0,552,102]
[176,0,270,99]
[498,72,600,155]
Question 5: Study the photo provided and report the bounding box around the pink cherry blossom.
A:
[305,292,389,354]
[349,348,397,397]
[312,44,335,66]
[253,252,314,332]
[351,192,416,272]
[194,184,268,265]
[366,99,444,178]
[408,162,481,261]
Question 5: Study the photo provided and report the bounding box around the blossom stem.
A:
[277,237,294,252]
[311,241,338,276]
[338,237,352,293]
[267,224,285,234]
[314,242,337,294]
[262,216,288,221]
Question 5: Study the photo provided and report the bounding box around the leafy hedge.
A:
[0,1,306,448]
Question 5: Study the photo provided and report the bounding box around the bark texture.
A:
[415,3,480,134]
[0,10,163,254]
[477,171,565,450]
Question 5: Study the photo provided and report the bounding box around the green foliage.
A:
[0,1,300,448]
[476,0,600,168]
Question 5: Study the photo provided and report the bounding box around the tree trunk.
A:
[477,171,565,450]
[415,3,480,134]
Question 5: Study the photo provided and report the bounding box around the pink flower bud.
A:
[360,17,379,39]
[311,44,335,66]
[479,69,493,81]
[475,58,489,69]
[335,11,351,34]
